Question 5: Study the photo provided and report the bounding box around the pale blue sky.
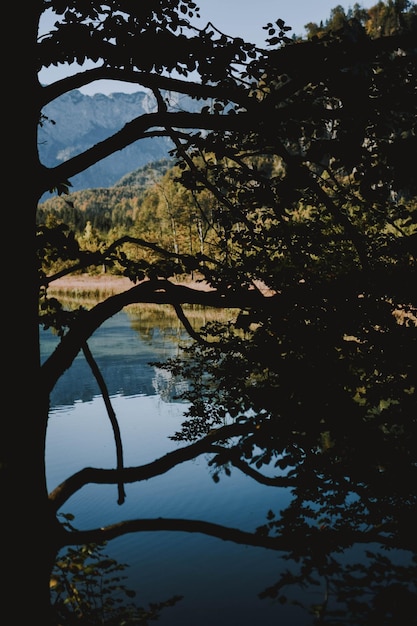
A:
[39,0,359,94]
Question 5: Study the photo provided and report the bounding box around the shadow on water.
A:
[149,297,417,625]
[42,294,417,625]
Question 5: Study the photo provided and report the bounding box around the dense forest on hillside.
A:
[37,1,417,278]
[304,0,416,38]
[38,153,289,276]
[38,152,417,279]
[37,158,173,235]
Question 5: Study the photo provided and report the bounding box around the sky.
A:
[39,0,356,95]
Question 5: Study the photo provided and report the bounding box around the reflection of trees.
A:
[127,302,234,345]
[151,289,417,624]
[51,519,183,625]
[45,288,417,622]
[44,275,417,623]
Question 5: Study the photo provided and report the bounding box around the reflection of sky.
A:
[47,392,299,626]
[44,309,416,626]
[44,307,299,624]
[40,310,188,407]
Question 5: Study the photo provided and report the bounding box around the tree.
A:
[304,0,416,38]
[4,1,417,623]
[5,2,283,622]
[154,10,417,621]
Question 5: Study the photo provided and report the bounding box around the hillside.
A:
[37,158,174,232]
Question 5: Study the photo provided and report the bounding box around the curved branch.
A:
[42,235,219,287]
[58,514,396,553]
[229,458,296,488]
[172,302,212,346]
[40,30,414,109]
[41,279,273,395]
[208,445,296,487]
[42,110,254,193]
[40,67,253,110]
[59,516,285,551]
[48,420,255,511]
[82,341,126,505]
[106,235,219,266]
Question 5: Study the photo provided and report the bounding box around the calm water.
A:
[42,306,417,625]
[42,307,308,626]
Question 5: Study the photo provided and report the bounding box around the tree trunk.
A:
[2,4,59,622]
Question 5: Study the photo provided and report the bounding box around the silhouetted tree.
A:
[3,1,416,624]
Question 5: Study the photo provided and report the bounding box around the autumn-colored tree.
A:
[305,0,416,39]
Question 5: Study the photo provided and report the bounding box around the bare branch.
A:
[41,279,273,395]
[48,420,256,510]
[58,514,396,553]
[82,341,126,505]
[59,516,285,551]
[172,301,212,346]
[41,110,255,193]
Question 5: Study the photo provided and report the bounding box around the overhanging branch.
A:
[82,341,126,505]
[48,420,256,511]
[41,278,273,395]
[40,67,252,109]
[42,235,219,286]
[42,110,255,194]
[58,515,396,553]
[59,516,285,551]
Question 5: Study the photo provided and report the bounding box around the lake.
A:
[42,306,310,625]
[42,304,417,625]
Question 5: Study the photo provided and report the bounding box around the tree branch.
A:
[82,341,126,505]
[59,516,285,551]
[48,420,256,511]
[40,67,252,110]
[41,278,273,395]
[41,110,255,194]
[42,235,220,287]
[171,301,212,346]
[58,514,398,554]
[229,457,296,488]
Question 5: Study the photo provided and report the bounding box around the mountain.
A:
[39,89,197,194]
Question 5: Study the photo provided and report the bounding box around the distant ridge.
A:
[37,158,174,216]
[114,158,174,189]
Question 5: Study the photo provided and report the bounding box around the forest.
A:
[37,2,417,280]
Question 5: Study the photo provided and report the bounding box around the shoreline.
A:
[48,273,213,293]
[48,273,276,297]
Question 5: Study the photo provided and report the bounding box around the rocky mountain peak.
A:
[39,89,189,194]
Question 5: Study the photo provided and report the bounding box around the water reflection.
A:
[155,303,417,624]
[41,304,217,407]
[43,300,417,624]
